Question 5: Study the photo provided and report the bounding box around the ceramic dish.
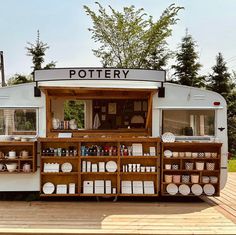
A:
[179,184,190,196]
[191,184,203,196]
[166,183,178,195]
[164,150,172,158]
[162,132,175,143]
[42,182,55,194]
[203,184,215,196]
[61,162,73,173]
[105,161,117,172]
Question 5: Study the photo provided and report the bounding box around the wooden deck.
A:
[1,175,236,234]
[202,172,236,224]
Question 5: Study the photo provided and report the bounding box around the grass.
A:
[228,157,236,172]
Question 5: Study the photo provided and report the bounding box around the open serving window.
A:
[41,87,156,137]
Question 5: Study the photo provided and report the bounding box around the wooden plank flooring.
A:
[202,172,236,223]
[1,175,236,234]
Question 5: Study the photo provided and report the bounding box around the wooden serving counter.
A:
[38,137,222,198]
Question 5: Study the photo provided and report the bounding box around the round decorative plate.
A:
[164,150,173,158]
[203,184,215,196]
[166,183,178,195]
[162,132,175,143]
[179,184,190,196]
[61,162,73,173]
[191,184,203,196]
[105,161,117,172]
[42,182,55,194]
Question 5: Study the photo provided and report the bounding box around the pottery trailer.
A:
[0,68,227,197]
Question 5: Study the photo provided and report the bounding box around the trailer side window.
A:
[162,110,215,136]
[0,108,37,136]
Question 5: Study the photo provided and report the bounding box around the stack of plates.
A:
[42,182,55,194]
[191,184,203,196]
[203,184,215,196]
[179,184,190,196]
[106,161,117,172]
[164,150,172,158]
[61,162,73,173]
[166,183,178,195]
[162,132,175,143]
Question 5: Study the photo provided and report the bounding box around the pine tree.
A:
[207,53,233,102]
[172,31,204,87]
[26,30,56,73]
[208,53,236,155]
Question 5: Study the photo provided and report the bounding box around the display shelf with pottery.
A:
[39,137,161,197]
[0,141,37,173]
[161,142,222,197]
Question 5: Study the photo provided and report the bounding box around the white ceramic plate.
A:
[105,161,117,172]
[166,183,178,195]
[162,132,175,143]
[191,184,203,196]
[203,184,215,196]
[164,150,173,158]
[179,184,190,195]
[61,162,73,173]
[42,182,55,194]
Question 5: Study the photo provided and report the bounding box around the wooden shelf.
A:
[41,156,78,159]
[0,141,36,146]
[120,156,159,159]
[39,137,161,198]
[120,172,157,175]
[40,194,80,197]
[80,156,118,159]
[162,182,219,185]
[81,194,117,197]
[163,170,219,173]
[81,172,117,175]
[0,141,37,173]
[163,157,219,160]
[119,194,158,197]
[41,172,78,175]
[161,142,221,197]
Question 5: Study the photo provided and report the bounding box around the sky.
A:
[1,0,236,80]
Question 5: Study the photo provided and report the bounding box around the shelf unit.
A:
[0,141,37,173]
[161,142,222,196]
[38,137,161,197]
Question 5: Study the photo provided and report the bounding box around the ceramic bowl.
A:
[6,163,17,172]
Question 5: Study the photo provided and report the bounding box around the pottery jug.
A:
[8,151,16,159]
[20,150,29,158]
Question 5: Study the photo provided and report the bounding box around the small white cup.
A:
[141,166,145,172]
[151,166,156,172]
[146,166,151,172]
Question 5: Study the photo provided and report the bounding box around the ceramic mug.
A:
[0,163,6,171]
[23,163,31,173]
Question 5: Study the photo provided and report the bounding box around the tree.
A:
[7,74,33,86]
[172,31,204,87]
[26,30,56,73]
[207,53,233,101]
[208,53,236,155]
[84,2,183,69]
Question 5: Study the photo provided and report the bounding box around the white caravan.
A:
[0,68,228,192]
